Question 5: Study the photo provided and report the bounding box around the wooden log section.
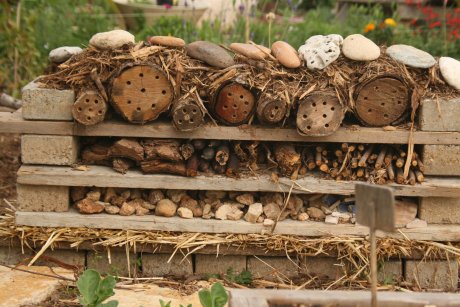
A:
[72,90,107,125]
[354,76,409,127]
[210,82,256,126]
[171,98,204,131]
[296,91,345,137]
[256,98,287,125]
[110,65,173,124]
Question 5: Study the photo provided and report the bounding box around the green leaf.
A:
[97,300,119,307]
[77,269,101,305]
[198,289,212,307]
[159,299,171,307]
[210,282,228,307]
[95,275,117,304]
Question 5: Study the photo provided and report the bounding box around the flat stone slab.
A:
[0,265,73,307]
[386,44,436,68]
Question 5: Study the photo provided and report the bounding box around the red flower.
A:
[429,21,442,28]
[163,4,172,9]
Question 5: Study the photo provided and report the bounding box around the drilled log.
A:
[110,64,173,123]
[143,139,182,162]
[256,98,287,125]
[72,90,107,125]
[354,75,409,126]
[171,98,204,131]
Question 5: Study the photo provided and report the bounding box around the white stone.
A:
[325,215,339,224]
[386,44,436,68]
[342,34,380,61]
[177,207,193,219]
[48,46,82,63]
[439,57,460,91]
[263,218,275,226]
[89,29,135,50]
[215,204,243,220]
[244,203,263,223]
[298,34,343,70]
[406,218,428,229]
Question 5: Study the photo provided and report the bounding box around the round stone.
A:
[186,41,235,68]
[89,30,135,50]
[271,41,301,68]
[48,46,82,63]
[439,57,460,91]
[386,44,436,68]
[342,34,380,61]
[148,35,185,48]
[230,43,267,60]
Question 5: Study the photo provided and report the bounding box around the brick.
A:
[0,246,33,265]
[419,197,460,224]
[22,81,74,121]
[35,249,86,267]
[21,135,78,165]
[299,256,345,281]
[195,254,246,275]
[141,253,193,277]
[405,260,458,291]
[248,256,298,280]
[378,260,402,284]
[17,184,69,212]
[422,145,460,176]
[87,250,138,277]
[419,98,460,131]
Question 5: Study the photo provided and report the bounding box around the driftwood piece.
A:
[274,144,301,176]
[256,98,287,125]
[210,82,256,125]
[72,90,107,126]
[81,144,111,166]
[140,160,187,176]
[171,98,204,131]
[296,91,345,136]
[109,138,144,162]
[110,64,173,123]
[113,157,134,174]
[354,76,409,127]
[143,139,182,162]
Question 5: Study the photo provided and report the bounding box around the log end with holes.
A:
[171,99,204,131]
[296,91,345,136]
[354,76,409,127]
[256,99,287,125]
[110,65,173,124]
[72,90,107,126]
[211,82,257,126]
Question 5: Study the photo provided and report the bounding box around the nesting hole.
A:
[322,114,327,118]
[228,93,232,97]
[223,105,228,109]
[162,90,166,95]
[192,109,197,114]
[364,97,368,100]
[77,107,82,112]
[127,100,132,104]
[151,104,156,109]
[312,102,317,107]
[136,107,141,111]
[306,125,311,130]
[368,109,372,113]
[98,110,103,115]
[190,119,194,123]
[384,114,389,118]
[87,116,91,121]
[302,114,307,119]
[323,101,327,105]
[244,101,249,105]
[141,88,146,93]
[240,95,244,99]
[381,102,385,106]
[126,81,131,85]
[85,99,90,103]
[325,123,329,128]
[183,108,187,114]
[139,73,144,77]
[331,107,335,111]
[155,75,159,79]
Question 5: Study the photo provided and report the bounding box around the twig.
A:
[0,263,76,282]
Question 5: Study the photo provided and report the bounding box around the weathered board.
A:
[17,165,460,197]
[2,111,460,144]
[14,209,460,241]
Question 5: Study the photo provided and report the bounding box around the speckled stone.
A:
[298,34,343,70]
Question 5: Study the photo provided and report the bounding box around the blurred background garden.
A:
[1,0,460,97]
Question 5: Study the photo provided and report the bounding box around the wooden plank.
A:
[17,165,460,197]
[14,210,460,241]
[2,111,460,144]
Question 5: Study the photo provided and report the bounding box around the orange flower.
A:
[364,23,376,33]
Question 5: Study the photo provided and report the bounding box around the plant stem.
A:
[13,0,21,92]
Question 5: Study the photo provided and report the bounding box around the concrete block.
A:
[195,254,246,275]
[422,145,460,176]
[35,249,86,267]
[378,260,402,284]
[247,256,299,280]
[22,81,74,121]
[419,98,460,131]
[299,256,345,281]
[87,250,138,277]
[21,135,78,165]
[405,260,458,291]
[141,253,193,277]
[17,184,69,212]
[419,197,460,224]
[0,246,33,265]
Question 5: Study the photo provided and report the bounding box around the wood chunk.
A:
[112,157,134,174]
[81,144,111,166]
[186,154,199,177]
[354,76,409,126]
[143,139,182,162]
[171,98,204,131]
[109,138,144,162]
[215,144,230,166]
[110,64,173,123]
[296,91,345,136]
[211,82,256,125]
[274,144,301,176]
[180,142,195,160]
[256,98,287,125]
[72,90,107,125]
[140,160,187,176]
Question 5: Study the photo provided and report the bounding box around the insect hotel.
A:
[1,29,460,292]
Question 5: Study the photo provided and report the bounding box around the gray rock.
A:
[342,34,380,61]
[439,57,460,91]
[386,44,436,68]
[89,29,135,50]
[186,41,235,68]
[298,34,343,70]
[48,46,82,63]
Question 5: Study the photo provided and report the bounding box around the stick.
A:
[358,145,374,167]
[375,146,387,170]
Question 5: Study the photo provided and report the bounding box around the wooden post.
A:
[72,90,107,126]
[171,98,204,131]
[110,64,173,124]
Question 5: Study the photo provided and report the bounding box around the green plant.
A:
[159,299,171,307]
[225,267,253,285]
[198,282,228,307]
[76,269,118,307]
